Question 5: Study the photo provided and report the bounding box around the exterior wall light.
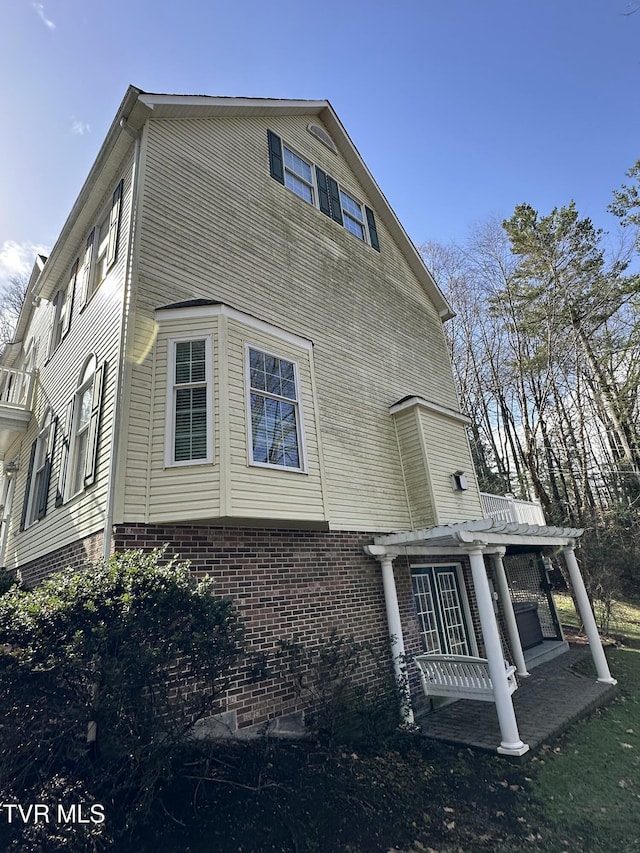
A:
[452,470,468,491]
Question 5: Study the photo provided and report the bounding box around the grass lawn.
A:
[148,598,640,853]
[528,647,640,853]
[554,592,640,646]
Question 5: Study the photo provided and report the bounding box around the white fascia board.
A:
[389,395,471,425]
[139,93,329,112]
[155,302,313,351]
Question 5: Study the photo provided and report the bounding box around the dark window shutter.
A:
[62,259,79,337]
[37,417,57,520]
[327,176,343,224]
[84,363,105,487]
[316,167,331,217]
[20,441,37,531]
[365,207,380,252]
[56,398,75,506]
[106,179,124,268]
[80,228,95,306]
[267,131,284,184]
[48,290,62,356]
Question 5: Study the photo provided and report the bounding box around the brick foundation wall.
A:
[112,524,392,729]
[16,523,508,731]
[18,530,106,588]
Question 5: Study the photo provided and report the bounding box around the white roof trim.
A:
[389,396,471,425]
[139,94,329,111]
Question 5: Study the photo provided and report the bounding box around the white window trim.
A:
[50,290,66,354]
[85,208,110,302]
[67,360,96,500]
[80,178,123,308]
[165,334,214,467]
[244,342,307,474]
[283,143,316,206]
[24,411,52,528]
[411,563,478,657]
[338,187,366,241]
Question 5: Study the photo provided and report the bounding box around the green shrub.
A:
[0,566,16,594]
[275,632,403,748]
[0,548,244,848]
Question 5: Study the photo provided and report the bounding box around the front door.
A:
[411,565,473,655]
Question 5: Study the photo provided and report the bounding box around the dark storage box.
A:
[513,600,543,650]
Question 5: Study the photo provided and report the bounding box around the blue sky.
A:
[1,0,639,288]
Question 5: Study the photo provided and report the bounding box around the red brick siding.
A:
[18,530,106,588]
[112,524,392,729]
[16,523,503,729]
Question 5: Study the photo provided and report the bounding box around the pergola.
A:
[365,518,617,756]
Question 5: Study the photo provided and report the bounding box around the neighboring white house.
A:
[0,87,614,754]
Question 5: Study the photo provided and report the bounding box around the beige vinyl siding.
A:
[133,309,327,526]
[392,407,435,529]
[417,408,483,525]
[225,318,326,523]
[3,155,135,570]
[121,113,462,532]
[146,318,221,523]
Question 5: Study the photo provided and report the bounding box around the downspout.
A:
[102,120,142,562]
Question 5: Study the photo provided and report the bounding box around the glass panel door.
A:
[412,566,471,656]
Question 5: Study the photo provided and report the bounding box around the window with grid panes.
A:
[247,347,303,470]
[283,146,314,204]
[267,130,380,251]
[411,565,471,655]
[171,339,210,463]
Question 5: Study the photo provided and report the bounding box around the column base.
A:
[497,741,530,757]
[597,676,618,685]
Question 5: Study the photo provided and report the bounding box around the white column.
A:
[365,546,414,724]
[562,545,617,685]
[490,549,529,677]
[467,545,529,756]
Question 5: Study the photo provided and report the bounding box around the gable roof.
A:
[30,86,453,320]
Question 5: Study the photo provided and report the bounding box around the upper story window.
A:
[283,146,314,204]
[92,210,112,292]
[50,260,78,354]
[267,130,380,252]
[246,346,304,471]
[56,356,105,505]
[21,409,56,529]
[79,179,124,306]
[339,189,366,240]
[166,337,213,466]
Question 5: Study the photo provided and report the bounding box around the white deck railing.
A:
[480,492,546,526]
[0,366,35,410]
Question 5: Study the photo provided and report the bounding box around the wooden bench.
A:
[414,653,518,702]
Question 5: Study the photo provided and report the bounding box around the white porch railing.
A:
[0,366,35,411]
[480,492,546,526]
